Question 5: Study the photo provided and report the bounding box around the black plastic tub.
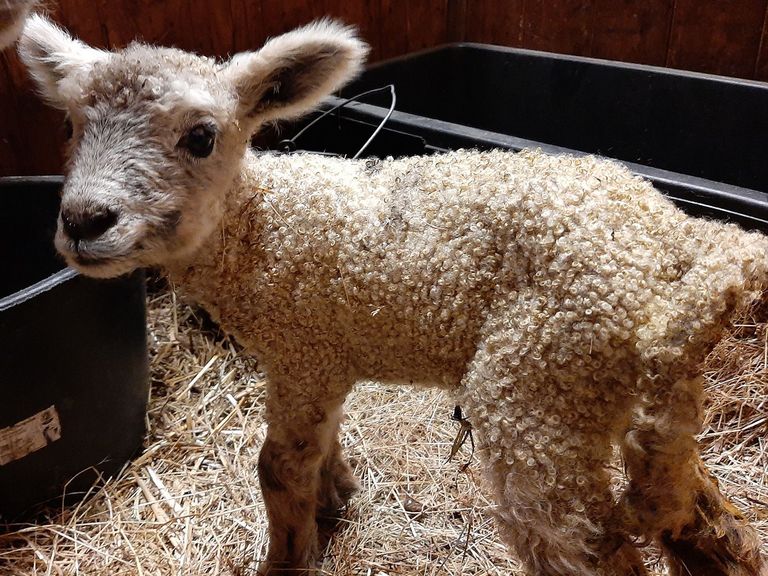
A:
[300,43,768,232]
[0,177,149,522]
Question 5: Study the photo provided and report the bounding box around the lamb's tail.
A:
[696,223,768,308]
[638,223,768,382]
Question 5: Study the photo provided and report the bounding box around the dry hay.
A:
[0,286,765,575]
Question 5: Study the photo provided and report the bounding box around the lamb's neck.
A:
[164,155,270,310]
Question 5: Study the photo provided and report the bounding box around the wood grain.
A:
[1,0,767,177]
[753,1,768,79]
[0,51,63,176]
[447,0,467,42]
[590,0,673,65]
[378,0,409,59]
[408,0,449,52]
[522,0,594,55]
[464,0,525,47]
[324,0,381,60]
[667,0,767,78]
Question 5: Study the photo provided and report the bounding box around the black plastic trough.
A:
[0,177,149,522]
[292,43,768,233]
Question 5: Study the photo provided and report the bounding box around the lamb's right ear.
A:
[223,20,368,124]
[18,14,109,109]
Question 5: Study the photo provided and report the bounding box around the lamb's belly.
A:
[350,322,478,388]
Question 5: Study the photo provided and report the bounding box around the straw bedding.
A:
[0,283,765,575]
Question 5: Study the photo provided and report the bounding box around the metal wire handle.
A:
[279,84,397,159]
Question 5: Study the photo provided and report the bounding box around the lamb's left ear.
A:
[223,19,368,123]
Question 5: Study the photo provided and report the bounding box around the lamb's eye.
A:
[179,123,216,158]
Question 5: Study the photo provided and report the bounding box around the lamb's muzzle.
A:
[18,14,768,576]
[60,205,118,242]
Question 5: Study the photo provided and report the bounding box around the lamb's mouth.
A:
[64,250,141,279]
[63,242,135,268]
[71,253,118,267]
[58,235,137,269]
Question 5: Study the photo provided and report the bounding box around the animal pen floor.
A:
[0,285,766,575]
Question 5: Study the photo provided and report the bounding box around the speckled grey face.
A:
[18,15,367,278]
[51,96,234,277]
[48,69,242,278]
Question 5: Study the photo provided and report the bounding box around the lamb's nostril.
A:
[61,208,118,242]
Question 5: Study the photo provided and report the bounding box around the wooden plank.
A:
[5,0,768,177]
[230,0,267,54]
[259,0,319,37]
[447,0,467,43]
[55,0,109,46]
[0,0,74,175]
[464,0,524,46]
[378,0,409,59]
[590,0,673,66]
[667,0,767,78]
[377,0,450,58]
[323,0,381,61]
[97,1,238,55]
[0,55,22,176]
[0,52,64,176]
[522,0,594,55]
[55,0,232,53]
[185,1,240,55]
[754,2,768,79]
[406,0,450,52]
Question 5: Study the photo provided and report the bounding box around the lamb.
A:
[0,0,36,49]
[18,14,768,576]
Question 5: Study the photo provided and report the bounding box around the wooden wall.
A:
[1,0,767,176]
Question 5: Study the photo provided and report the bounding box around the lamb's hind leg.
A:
[620,377,766,576]
[458,361,646,575]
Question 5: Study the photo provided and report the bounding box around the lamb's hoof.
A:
[315,466,359,556]
[258,560,318,576]
[335,471,360,504]
[316,497,355,553]
[662,496,767,576]
[318,467,360,521]
[663,534,767,576]
[258,543,321,576]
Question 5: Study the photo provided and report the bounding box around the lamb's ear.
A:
[224,19,368,123]
[18,14,109,109]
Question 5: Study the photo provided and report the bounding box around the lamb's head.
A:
[19,15,367,278]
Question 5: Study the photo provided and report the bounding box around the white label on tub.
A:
[0,406,62,465]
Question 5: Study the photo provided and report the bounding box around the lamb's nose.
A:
[61,207,118,241]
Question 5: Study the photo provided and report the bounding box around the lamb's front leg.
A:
[257,365,354,575]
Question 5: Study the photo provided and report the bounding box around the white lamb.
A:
[19,15,768,576]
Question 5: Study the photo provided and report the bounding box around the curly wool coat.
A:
[167,147,768,575]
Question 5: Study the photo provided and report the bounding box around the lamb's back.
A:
[228,149,767,386]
